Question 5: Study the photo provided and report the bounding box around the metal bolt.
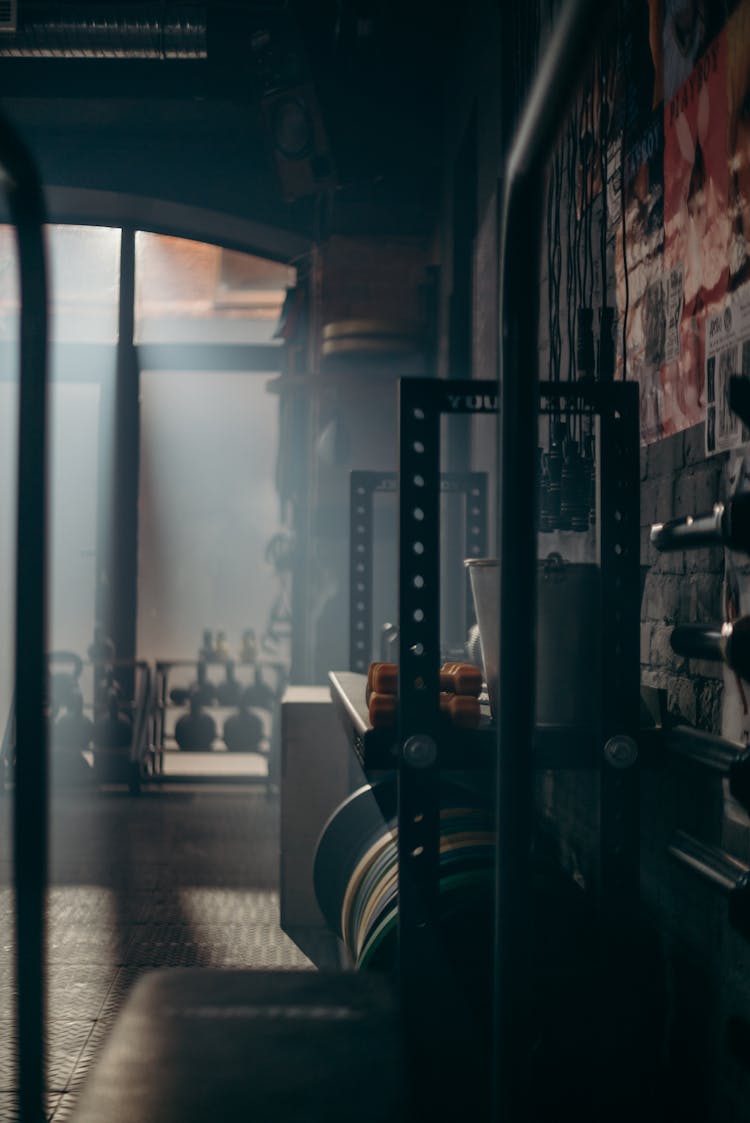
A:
[402,735,437,769]
[603,735,638,769]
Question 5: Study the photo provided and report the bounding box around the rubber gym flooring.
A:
[0,782,314,1121]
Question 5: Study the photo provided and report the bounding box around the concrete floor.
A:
[0,783,312,1121]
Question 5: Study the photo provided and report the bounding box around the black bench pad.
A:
[71,969,408,1123]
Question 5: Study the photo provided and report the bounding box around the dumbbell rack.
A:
[330,373,641,1071]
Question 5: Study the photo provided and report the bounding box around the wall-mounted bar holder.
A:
[668,829,750,938]
[349,469,487,675]
[650,493,750,553]
[671,619,750,682]
[654,724,750,814]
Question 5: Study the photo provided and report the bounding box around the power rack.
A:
[330,372,641,1104]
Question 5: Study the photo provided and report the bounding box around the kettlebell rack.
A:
[150,657,284,784]
[2,654,152,795]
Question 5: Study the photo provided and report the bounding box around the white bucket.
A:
[465,553,601,726]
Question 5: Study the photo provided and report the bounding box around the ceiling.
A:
[0,1,451,258]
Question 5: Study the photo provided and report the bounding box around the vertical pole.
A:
[349,473,375,673]
[493,6,612,1115]
[493,178,542,1123]
[3,110,50,1123]
[463,473,488,634]
[598,383,640,1116]
[397,379,442,1110]
[290,391,313,683]
[106,229,139,696]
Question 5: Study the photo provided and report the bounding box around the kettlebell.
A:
[223,705,264,752]
[95,667,122,710]
[175,692,216,751]
[242,665,276,713]
[199,628,214,664]
[215,659,241,707]
[50,671,78,716]
[215,630,230,663]
[240,628,257,664]
[53,691,94,751]
[48,650,84,717]
[88,626,116,664]
[94,691,133,750]
[191,661,217,707]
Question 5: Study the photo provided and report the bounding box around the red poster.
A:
[727,0,750,293]
[661,28,731,435]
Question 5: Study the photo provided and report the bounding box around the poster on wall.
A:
[726,0,750,293]
[705,283,750,453]
[662,26,730,437]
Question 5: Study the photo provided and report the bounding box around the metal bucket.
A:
[465,553,601,727]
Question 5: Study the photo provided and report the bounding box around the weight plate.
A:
[341,830,395,953]
[347,834,399,954]
[313,779,492,939]
[314,778,397,935]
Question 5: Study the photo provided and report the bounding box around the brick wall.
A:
[641,427,727,730]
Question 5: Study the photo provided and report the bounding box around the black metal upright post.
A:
[397,380,442,1023]
[397,380,496,1118]
[494,169,541,1123]
[597,381,641,1115]
[2,109,50,1123]
[495,3,611,1119]
[105,228,139,698]
[350,472,392,674]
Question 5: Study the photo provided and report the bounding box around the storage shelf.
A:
[329,671,601,771]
